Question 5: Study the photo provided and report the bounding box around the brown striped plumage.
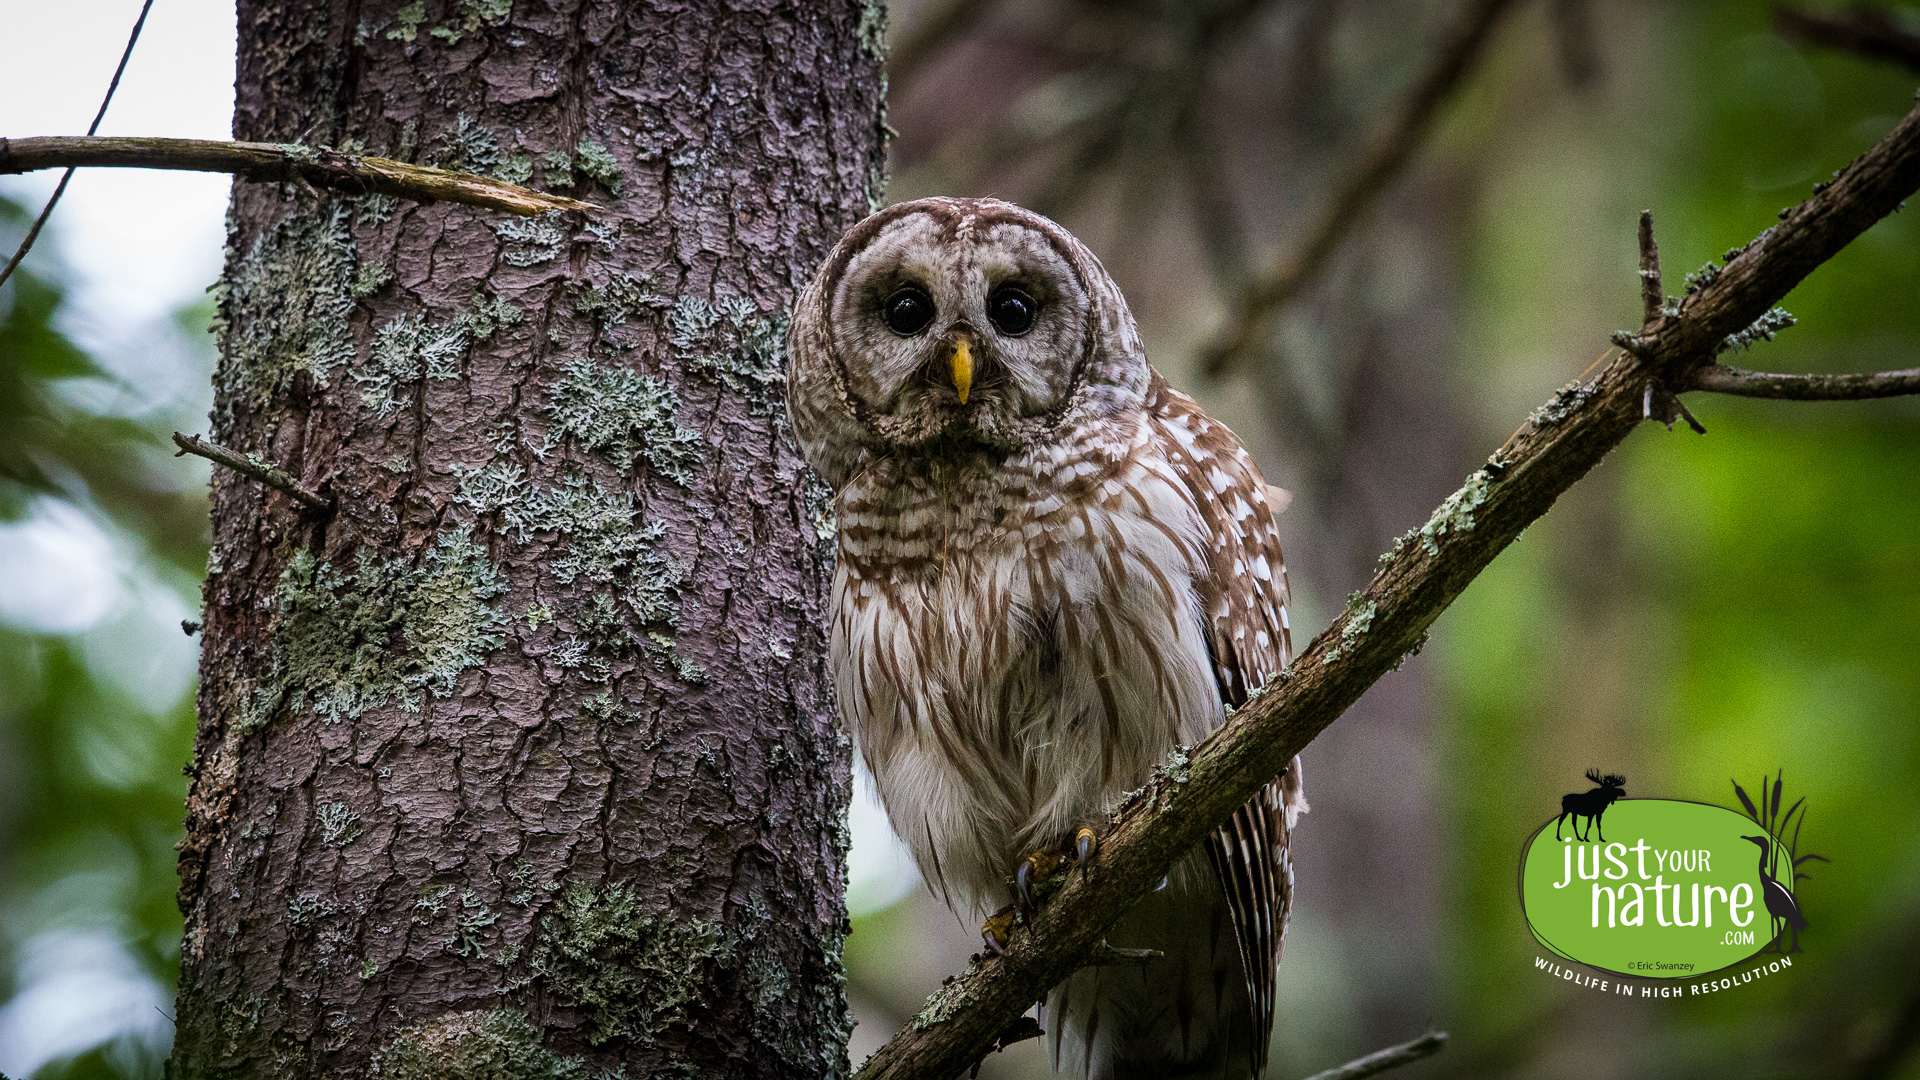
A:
[788,198,1304,1079]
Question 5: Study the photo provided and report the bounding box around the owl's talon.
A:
[1013,849,1065,915]
[981,908,1017,955]
[1075,827,1097,865]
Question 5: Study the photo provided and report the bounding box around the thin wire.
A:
[0,0,159,291]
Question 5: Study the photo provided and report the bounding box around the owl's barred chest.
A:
[831,434,1226,906]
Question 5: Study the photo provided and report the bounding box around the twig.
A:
[1689,363,1920,399]
[0,0,154,291]
[1301,1030,1450,1080]
[1638,209,1663,322]
[172,432,332,510]
[853,90,1920,1080]
[0,137,598,217]
[1776,5,1920,73]
[1199,0,1523,378]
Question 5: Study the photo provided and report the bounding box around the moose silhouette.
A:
[1555,769,1627,842]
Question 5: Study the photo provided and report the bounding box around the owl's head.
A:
[788,198,1148,486]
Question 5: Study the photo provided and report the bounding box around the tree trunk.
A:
[170,2,885,1076]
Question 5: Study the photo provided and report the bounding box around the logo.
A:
[1520,771,1826,982]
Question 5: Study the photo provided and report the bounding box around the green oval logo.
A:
[1520,798,1802,978]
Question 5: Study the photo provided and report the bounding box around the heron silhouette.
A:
[1742,834,1808,953]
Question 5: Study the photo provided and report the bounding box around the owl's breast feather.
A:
[830,433,1225,907]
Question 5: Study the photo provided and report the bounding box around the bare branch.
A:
[0,137,598,217]
[1301,1030,1449,1080]
[1776,5,1920,73]
[1689,363,1920,400]
[1638,209,1664,323]
[172,432,332,511]
[855,92,1920,1080]
[1199,0,1523,379]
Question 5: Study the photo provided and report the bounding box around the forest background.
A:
[0,0,1915,1077]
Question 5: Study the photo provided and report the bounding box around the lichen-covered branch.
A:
[0,136,597,216]
[855,93,1920,1080]
[1687,363,1920,400]
[172,431,331,510]
[1300,1030,1449,1080]
[1776,5,1920,73]
[1198,0,1522,379]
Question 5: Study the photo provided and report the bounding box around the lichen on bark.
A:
[174,0,882,1075]
[241,524,507,730]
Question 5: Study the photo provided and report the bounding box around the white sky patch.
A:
[0,0,237,334]
[847,765,922,916]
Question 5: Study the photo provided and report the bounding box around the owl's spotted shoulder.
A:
[1138,370,1291,705]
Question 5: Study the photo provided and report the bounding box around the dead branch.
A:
[1689,363,1920,400]
[854,92,1920,1080]
[1776,5,1920,73]
[1301,1030,1450,1080]
[1199,0,1523,379]
[0,137,597,217]
[172,432,331,510]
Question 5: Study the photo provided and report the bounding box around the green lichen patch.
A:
[351,259,394,298]
[571,274,668,339]
[1413,468,1501,556]
[359,295,523,418]
[315,802,361,846]
[244,525,508,730]
[1324,591,1376,664]
[910,959,985,1031]
[542,139,623,194]
[437,115,521,181]
[572,139,621,192]
[667,297,788,414]
[533,883,731,1045]
[386,0,427,41]
[857,0,888,62]
[429,0,513,45]
[495,212,567,267]
[512,477,680,625]
[211,204,358,427]
[375,1008,587,1080]
[547,358,704,486]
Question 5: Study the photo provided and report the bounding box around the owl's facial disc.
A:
[829,212,1092,452]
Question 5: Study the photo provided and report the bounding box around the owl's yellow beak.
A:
[948,337,973,405]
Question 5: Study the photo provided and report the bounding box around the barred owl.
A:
[787,197,1305,1079]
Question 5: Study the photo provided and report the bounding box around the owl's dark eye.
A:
[986,285,1037,336]
[883,287,936,336]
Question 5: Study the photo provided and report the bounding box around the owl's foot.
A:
[1074,825,1098,864]
[981,907,1018,955]
[1014,850,1065,915]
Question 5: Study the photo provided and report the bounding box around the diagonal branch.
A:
[0,136,597,217]
[854,92,1920,1080]
[1301,1030,1449,1080]
[1199,0,1524,379]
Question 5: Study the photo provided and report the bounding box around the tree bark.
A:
[170,1,885,1077]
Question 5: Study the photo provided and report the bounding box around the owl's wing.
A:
[1144,371,1305,1078]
